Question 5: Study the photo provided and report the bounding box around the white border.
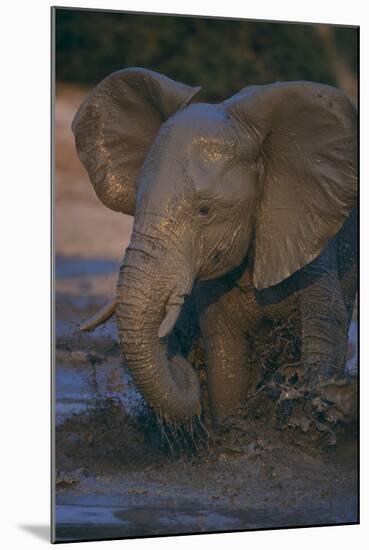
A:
[1,1,367,548]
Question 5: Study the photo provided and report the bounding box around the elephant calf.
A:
[72,68,357,427]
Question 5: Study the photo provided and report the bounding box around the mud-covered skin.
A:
[72,67,357,426]
[196,208,357,423]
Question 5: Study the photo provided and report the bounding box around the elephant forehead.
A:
[163,103,237,154]
[187,135,234,162]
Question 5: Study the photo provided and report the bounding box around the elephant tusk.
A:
[80,297,117,332]
[158,304,182,339]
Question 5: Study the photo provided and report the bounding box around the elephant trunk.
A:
[116,242,201,422]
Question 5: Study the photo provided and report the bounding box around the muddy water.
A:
[55,495,357,541]
[54,256,358,542]
[55,358,142,425]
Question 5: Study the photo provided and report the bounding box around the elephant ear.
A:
[224,81,357,289]
[72,68,201,215]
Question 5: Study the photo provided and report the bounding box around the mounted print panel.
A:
[52,6,358,543]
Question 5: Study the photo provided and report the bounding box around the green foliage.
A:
[55,8,357,102]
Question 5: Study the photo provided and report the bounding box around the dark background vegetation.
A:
[55,8,358,102]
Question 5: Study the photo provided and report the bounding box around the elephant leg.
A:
[200,305,249,426]
[299,251,351,385]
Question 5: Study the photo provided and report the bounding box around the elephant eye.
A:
[198,206,210,217]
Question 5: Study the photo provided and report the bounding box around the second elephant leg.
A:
[300,261,350,384]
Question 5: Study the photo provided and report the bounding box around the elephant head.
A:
[72,68,357,423]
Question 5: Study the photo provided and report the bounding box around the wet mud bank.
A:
[54,282,358,542]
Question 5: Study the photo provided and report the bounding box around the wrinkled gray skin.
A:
[72,68,357,426]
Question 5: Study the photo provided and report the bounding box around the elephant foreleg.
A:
[200,308,249,426]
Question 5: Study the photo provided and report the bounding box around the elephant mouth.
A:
[198,249,243,281]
